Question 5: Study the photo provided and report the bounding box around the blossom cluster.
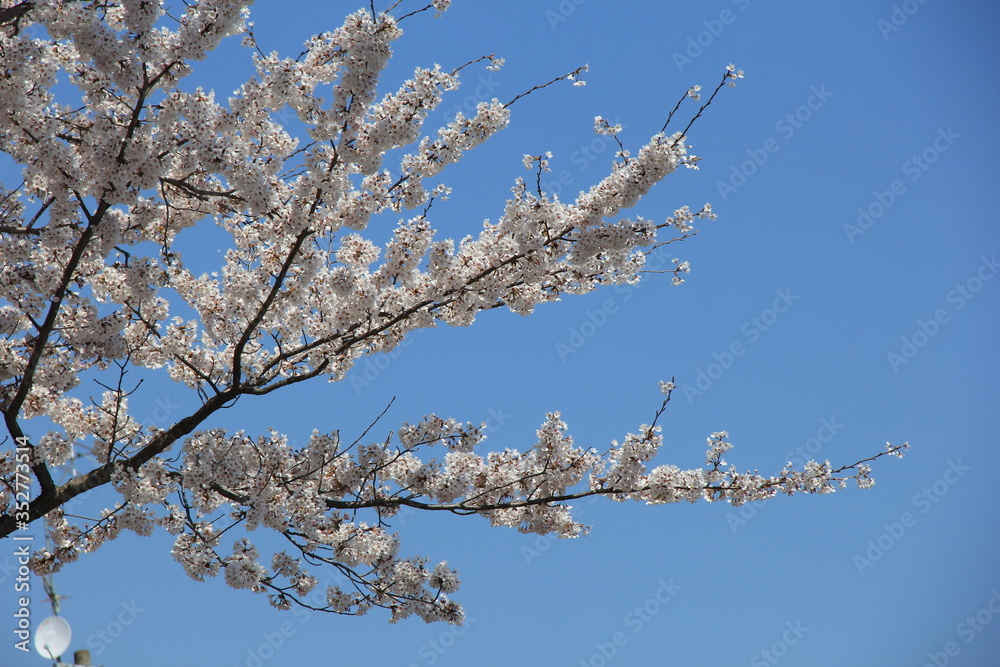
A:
[25,397,908,623]
[0,0,905,624]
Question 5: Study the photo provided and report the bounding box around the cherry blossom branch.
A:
[0,1,908,627]
[504,65,588,109]
[0,1,32,37]
[665,65,744,145]
[231,228,314,388]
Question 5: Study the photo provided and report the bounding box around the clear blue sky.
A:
[4,1,999,665]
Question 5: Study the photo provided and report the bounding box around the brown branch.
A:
[1,202,108,497]
[0,1,33,36]
[0,387,239,538]
[231,228,314,388]
[0,63,179,496]
[504,65,588,109]
[665,67,737,144]
[160,176,246,202]
[0,225,40,236]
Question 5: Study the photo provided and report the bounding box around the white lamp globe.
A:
[34,615,72,660]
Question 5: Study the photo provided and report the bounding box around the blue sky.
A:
[3,1,999,665]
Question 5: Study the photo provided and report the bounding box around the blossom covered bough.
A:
[0,0,906,624]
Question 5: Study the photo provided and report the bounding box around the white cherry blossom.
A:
[0,0,907,625]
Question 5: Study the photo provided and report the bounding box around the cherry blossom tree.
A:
[0,0,906,624]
